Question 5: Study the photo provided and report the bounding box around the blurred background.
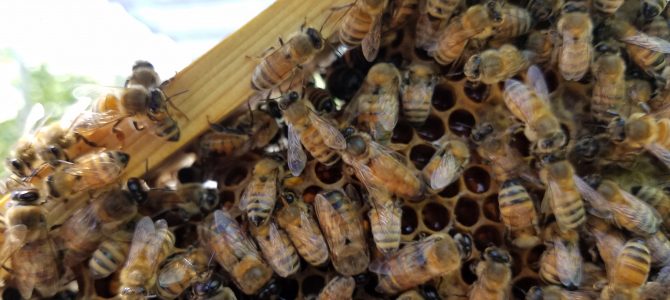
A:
[0,0,273,176]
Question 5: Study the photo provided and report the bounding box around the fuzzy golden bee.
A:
[200,110,278,159]
[89,222,134,279]
[118,217,175,299]
[539,158,586,232]
[239,158,282,226]
[251,221,301,278]
[556,1,593,81]
[370,232,464,294]
[156,247,210,299]
[498,179,540,248]
[601,239,652,299]
[199,209,272,295]
[587,217,626,272]
[314,190,369,276]
[468,247,513,300]
[280,90,346,176]
[415,0,462,50]
[642,0,670,19]
[525,30,556,65]
[139,180,219,221]
[337,0,387,61]
[632,184,670,230]
[276,191,329,266]
[527,0,563,21]
[400,62,437,126]
[45,150,130,198]
[595,180,662,236]
[341,132,426,201]
[608,19,670,85]
[251,26,324,91]
[464,44,530,84]
[344,63,401,144]
[421,137,470,191]
[490,4,531,42]
[539,224,583,289]
[317,276,355,300]
[590,41,627,122]
[367,189,402,254]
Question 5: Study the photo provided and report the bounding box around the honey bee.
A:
[337,0,388,62]
[626,78,653,114]
[251,26,324,91]
[200,110,279,158]
[504,65,566,155]
[156,247,210,299]
[33,121,97,168]
[587,217,626,272]
[605,113,670,168]
[139,181,219,221]
[275,191,330,266]
[498,179,541,249]
[89,221,134,279]
[525,30,556,65]
[5,137,39,179]
[400,62,437,126]
[642,0,670,19]
[527,0,563,21]
[119,217,175,299]
[631,184,670,230]
[126,60,160,89]
[556,1,593,81]
[341,132,426,201]
[199,209,272,295]
[645,231,670,268]
[644,16,670,41]
[344,63,401,144]
[594,180,662,236]
[388,0,419,29]
[314,190,369,276]
[422,137,470,191]
[367,189,402,254]
[608,19,670,84]
[304,86,337,116]
[280,90,346,176]
[593,0,624,14]
[239,158,282,226]
[190,273,237,300]
[600,239,651,299]
[371,232,465,294]
[464,44,531,84]
[471,123,536,184]
[526,285,597,300]
[468,247,512,300]
[250,221,301,277]
[430,0,504,65]
[539,158,586,232]
[591,41,627,122]
[45,150,130,198]
[58,187,138,267]
[317,276,355,300]
[415,0,462,50]
[539,225,583,289]
[491,4,532,41]
[6,188,60,299]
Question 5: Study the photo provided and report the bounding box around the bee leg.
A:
[278,37,284,47]
[132,121,145,131]
[246,46,276,61]
[75,133,100,148]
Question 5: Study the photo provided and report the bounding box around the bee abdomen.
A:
[301,128,339,165]
[612,240,651,287]
[499,181,536,229]
[89,241,130,279]
[553,196,585,230]
[339,8,373,47]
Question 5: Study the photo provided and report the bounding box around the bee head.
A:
[200,188,220,211]
[526,286,544,300]
[6,158,28,178]
[279,91,301,110]
[126,177,148,204]
[463,55,482,81]
[114,151,131,167]
[11,188,40,204]
[485,0,503,23]
[484,247,511,264]
[471,123,494,143]
[147,89,165,115]
[317,97,336,113]
[626,117,655,144]
[607,116,626,142]
[538,130,566,153]
[345,134,368,156]
[642,2,661,19]
[281,190,298,204]
[305,27,324,50]
[132,60,154,71]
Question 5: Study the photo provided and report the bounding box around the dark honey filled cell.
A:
[448,109,475,137]
[302,185,323,204]
[223,166,248,187]
[439,180,460,198]
[276,278,299,300]
[527,244,547,272]
[315,160,343,185]
[177,166,202,184]
[473,225,503,252]
[391,120,414,144]
[455,197,479,227]
[94,277,116,298]
[416,115,446,141]
[461,259,478,284]
[173,224,199,249]
[463,166,491,194]
[410,144,436,169]
[544,70,559,93]
[327,67,365,101]
[301,275,326,298]
[482,195,501,222]
[463,81,490,103]
[510,251,523,277]
[401,205,419,235]
[432,84,455,112]
[421,202,450,231]
[510,130,531,157]
[512,277,541,300]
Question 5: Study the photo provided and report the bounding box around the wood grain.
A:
[120,0,350,178]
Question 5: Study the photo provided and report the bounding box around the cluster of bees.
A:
[6,0,670,299]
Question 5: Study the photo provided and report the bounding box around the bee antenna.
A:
[639,102,651,114]
[165,90,190,121]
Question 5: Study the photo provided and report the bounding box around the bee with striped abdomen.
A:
[317,276,355,300]
[415,0,462,50]
[156,247,210,299]
[250,221,301,277]
[556,1,593,81]
[337,0,388,61]
[600,239,651,299]
[400,62,437,126]
[468,247,513,300]
[276,191,329,266]
[498,179,540,249]
[239,158,282,226]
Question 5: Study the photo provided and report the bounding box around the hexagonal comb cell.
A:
[421,202,450,231]
[401,205,419,235]
[415,115,446,141]
[448,109,476,137]
[432,83,456,112]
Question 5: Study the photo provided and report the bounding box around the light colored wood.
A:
[120,0,351,178]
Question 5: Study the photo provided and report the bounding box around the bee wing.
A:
[70,110,125,135]
[503,79,533,122]
[430,150,462,190]
[622,32,670,53]
[618,187,663,225]
[527,65,550,102]
[369,201,400,251]
[72,84,120,103]
[289,209,327,250]
[239,180,255,212]
[214,210,258,255]
[308,112,346,150]
[267,222,292,256]
[645,143,670,169]
[0,224,27,264]
[555,238,583,287]
[573,175,613,220]
[314,194,348,251]
[287,124,307,176]
[22,104,48,136]
[362,13,382,62]
[341,94,360,126]
[158,261,188,286]
[124,216,156,268]
[63,157,124,180]
[378,93,400,132]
